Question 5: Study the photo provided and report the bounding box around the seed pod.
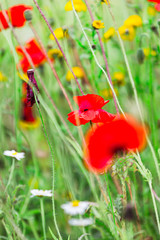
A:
[24,10,32,21]
[137,48,145,64]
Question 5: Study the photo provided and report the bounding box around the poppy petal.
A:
[92,109,116,123]
[67,111,89,126]
[73,94,109,110]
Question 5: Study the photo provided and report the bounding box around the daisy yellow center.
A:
[12,152,18,155]
[72,200,80,207]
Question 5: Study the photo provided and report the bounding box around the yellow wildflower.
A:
[17,72,29,82]
[92,20,104,29]
[100,88,119,99]
[0,72,7,82]
[113,72,125,86]
[100,0,109,4]
[66,67,84,81]
[143,48,157,57]
[50,27,68,40]
[65,0,86,12]
[118,25,135,41]
[124,15,142,28]
[48,49,63,59]
[19,118,40,130]
[147,6,156,16]
[103,27,115,41]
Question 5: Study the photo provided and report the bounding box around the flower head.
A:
[143,48,157,57]
[67,94,115,126]
[26,69,39,107]
[0,5,32,31]
[124,15,142,28]
[20,97,40,129]
[48,49,63,60]
[66,66,84,81]
[118,25,135,41]
[113,72,125,86]
[92,20,104,29]
[3,150,25,161]
[147,6,157,16]
[30,189,52,198]
[100,88,119,99]
[69,218,94,226]
[65,0,87,12]
[103,27,115,41]
[83,115,147,173]
[0,72,7,82]
[61,201,91,215]
[50,27,68,40]
[16,39,46,72]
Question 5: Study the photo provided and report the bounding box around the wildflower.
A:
[155,3,160,11]
[50,27,68,40]
[61,201,90,215]
[19,98,40,129]
[112,72,125,86]
[124,15,142,28]
[100,0,110,4]
[100,88,119,99]
[103,27,115,41]
[30,189,52,198]
[147,6,157,16]
[65,0,87,12]
[66,66,84,81]
[0,5,32,31]
[3,150,25,161]
[67,94,115,126]
[118,25,135,41]
[48,48,63,60]
[83,115,147,173]
[68,218,94,226]
[143,48,157,57]
[26,69,39,107]
[147,0,160,3]
[16,39,46,72]
[92,20,104,29]
[0,72,7,82]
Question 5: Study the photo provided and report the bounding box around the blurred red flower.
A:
[16,39,46,72]
[147,0,160,3]
[83,115,147,173]
[67,94,115,126]
[21,98,37,123]
[0,5,32,31]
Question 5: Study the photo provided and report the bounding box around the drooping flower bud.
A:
[24,10,32,21]
[26,69,39,107]
[137,48,145,64]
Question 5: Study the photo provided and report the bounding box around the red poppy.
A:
[83,115,147,173]
[67,94,115,126]
[0,5,32,31]
[16,39,46,72]
[155,3,160,10]
[147,0,160,3]
[21,98,36,123]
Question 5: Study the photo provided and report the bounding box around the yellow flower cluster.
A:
[0,72,7,82]
[65,0,86,12]
[92,20,104,29]
[103,15,142,41]
[66,67,84,81]
[48,49,63,60]
[143,48,157,57]
[50,27,68,41]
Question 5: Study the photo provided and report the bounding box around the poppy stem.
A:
[28,21,74,111]
[83,0,120,115]
[32,0,84,95]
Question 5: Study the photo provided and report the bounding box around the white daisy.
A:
[30,189,52,197]
[68,218,94,226]
[3,150,25,161]
[61,200,91,216]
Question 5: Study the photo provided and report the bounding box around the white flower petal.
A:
[69,218,94,226]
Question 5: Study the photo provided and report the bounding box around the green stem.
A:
[5,158,15,192]
[40,198,47,240]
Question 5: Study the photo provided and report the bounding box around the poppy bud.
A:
[137,48,145,64]
[24,10,32,21]
[151,25,159,37]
